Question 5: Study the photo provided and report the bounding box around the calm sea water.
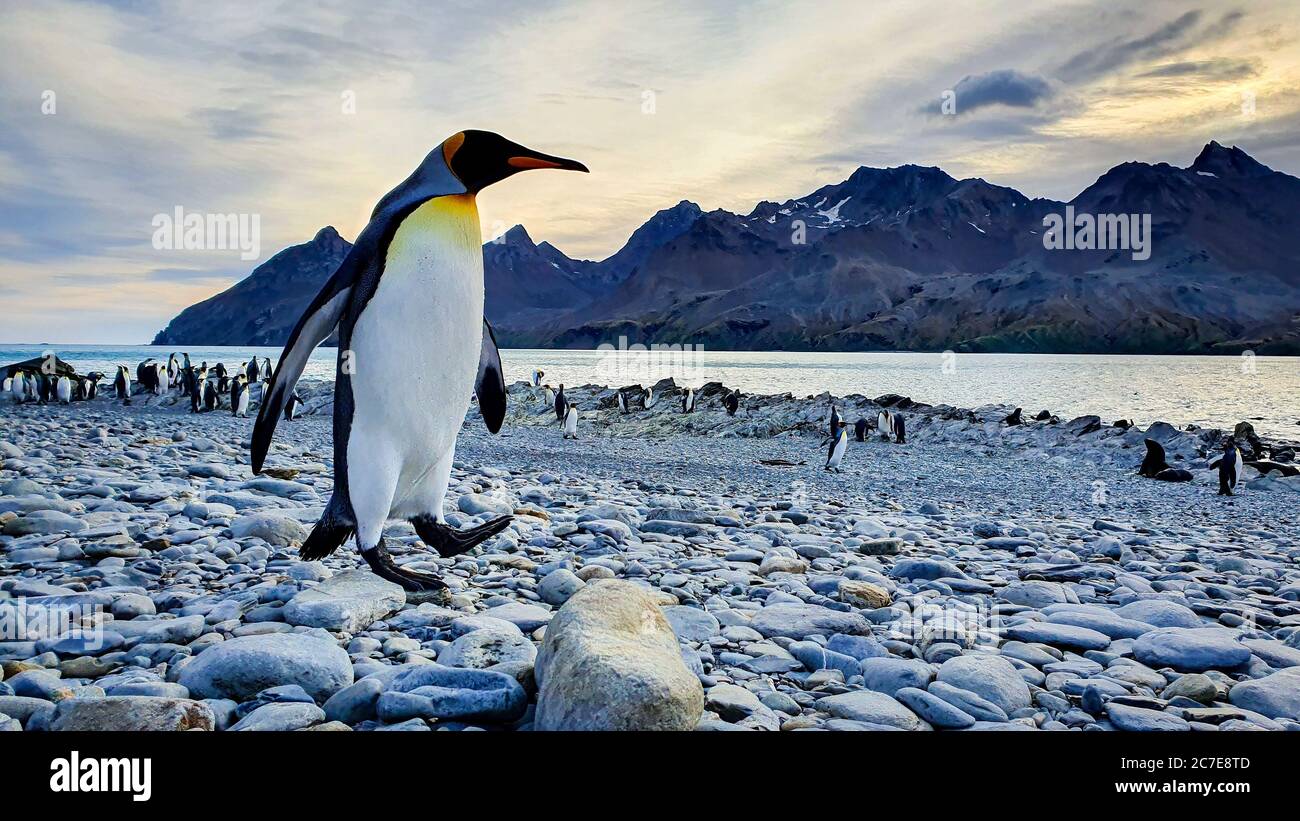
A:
[3,344,1297,439]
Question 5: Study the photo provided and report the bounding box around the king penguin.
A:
[563,403,579,439]
[554,383,567,423]
[826,427,848,472]
[829,403,841,439]
[252,130,586,591]
[56,375,72,404]
[203,377,218,411]
[531,368,544,387]
[854,418,868,442]
[285,392,304,421]
[723,390,739,416]
[682,387,696,414]
[114,365,131,403]
[617,390,628,414]
[1218,439,1244,496]
[231,373,250,418]
[542,384,555,409]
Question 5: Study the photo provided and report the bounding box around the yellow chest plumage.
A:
[387,194,480,262]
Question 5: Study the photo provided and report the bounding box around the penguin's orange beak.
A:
[507,151,589,173]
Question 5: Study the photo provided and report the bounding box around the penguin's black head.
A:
[442,130,588,193]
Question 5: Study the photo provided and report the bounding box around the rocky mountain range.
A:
[153,141,1300,354]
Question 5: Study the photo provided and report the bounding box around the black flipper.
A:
[476,317,507,433]
[411,514,512,558]
[361,541,448,592]
[299,519,354,561]
[252,272,352,473]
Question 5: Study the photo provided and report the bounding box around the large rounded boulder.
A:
[178,633,353,703]
[534,580,703,731]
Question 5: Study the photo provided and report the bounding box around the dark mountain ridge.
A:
[154,141,1300,354]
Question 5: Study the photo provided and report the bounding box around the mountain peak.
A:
[499,224,534,246]
[312,225,344,243]
[1190,141,1272,177]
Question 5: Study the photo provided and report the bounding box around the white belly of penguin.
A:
[348,195,483,516]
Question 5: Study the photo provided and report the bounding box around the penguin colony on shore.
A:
[4,352,295,419]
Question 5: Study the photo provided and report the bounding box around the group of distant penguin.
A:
[4,369,103,405]
[8,352,303,422]
[825,403,906,471]
[531,368,745,440]
[1139,436,1297,496]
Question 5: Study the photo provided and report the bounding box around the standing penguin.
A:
[554,384,568,423]
[83,372,103,400]
[56,376,72,404]
[531,368,544,387]
[285,392,304,421]
[542,384,555,409]
[36,371,54,404]
[231,373,250,417]
[9,371,24,403]
[203,377,218,411]
[617,390,628,414]
[724,391,740,416]
[1218,440,1244,496]
[643,387,657,409]
[260,357,273,383]
[136,359,154,392]
[214,362,229,394]
[167,353,180,388]
[251,131,586,590]
[183,366,201,413]
[893,413,906,444]
[682,387,696,413]
[247,356,261,384]
[826,427,848,472]
[829,403,842,438]
[563,403,580,439]
[854,418,868,442]
[114,365,131,403]
[877,409,892,441]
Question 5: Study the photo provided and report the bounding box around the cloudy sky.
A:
[2,0,1298,343]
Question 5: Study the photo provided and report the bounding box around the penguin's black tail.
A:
[299,517,354,561]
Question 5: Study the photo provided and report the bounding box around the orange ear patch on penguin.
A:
[442,132,466,166]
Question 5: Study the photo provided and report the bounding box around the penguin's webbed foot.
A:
[361,542,448,592]
[411,515,512,558]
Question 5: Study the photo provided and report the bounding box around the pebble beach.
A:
[3,378,1300,733]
